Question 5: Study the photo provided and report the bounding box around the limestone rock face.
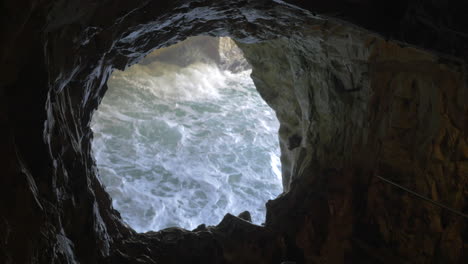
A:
[218,37,250,72]
[131,35,249,73]
[239,31,468,264]
[1,0,467,263]
[139,36,222,67]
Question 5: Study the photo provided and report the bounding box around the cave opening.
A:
[91,36,283,232]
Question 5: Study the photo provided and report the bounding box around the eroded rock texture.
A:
[1,0,467,263]
[240,30,468,263]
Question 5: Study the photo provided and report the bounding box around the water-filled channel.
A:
[91,39,282,232]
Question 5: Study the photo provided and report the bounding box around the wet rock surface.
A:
[1,0,468,263]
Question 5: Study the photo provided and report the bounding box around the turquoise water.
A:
[91,62,282,232]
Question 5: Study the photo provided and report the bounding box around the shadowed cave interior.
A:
[1,0,468,263]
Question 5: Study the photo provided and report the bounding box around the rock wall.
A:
[137,35,249,72]
[238,27,468,263]
[218,37,250,72]
[1,0,467,263]
[139,36,222,67]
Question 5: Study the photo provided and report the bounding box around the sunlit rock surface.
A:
[139,36,249,73]
[1,0,468,263]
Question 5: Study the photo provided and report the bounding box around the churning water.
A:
[91,59,282,232]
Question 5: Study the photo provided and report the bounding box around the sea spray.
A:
[91,60,282,232]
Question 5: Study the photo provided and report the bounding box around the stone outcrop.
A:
[131,35,249,73]
[239,30,468,264]
[1,0,467,263]
[139,36,221,67]
[218,37,250,72]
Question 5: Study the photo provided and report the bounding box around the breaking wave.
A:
[91,59,282,232]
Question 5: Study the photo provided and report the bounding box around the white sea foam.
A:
[91,60,282,232]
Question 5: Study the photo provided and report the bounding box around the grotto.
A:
[1,0,468,263]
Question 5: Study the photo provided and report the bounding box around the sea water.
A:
[91,61,282,232]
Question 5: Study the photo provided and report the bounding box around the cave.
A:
[91,36,282,231]
[1,0,468,263]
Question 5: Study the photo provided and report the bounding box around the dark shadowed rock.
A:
[237,211,252,222]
